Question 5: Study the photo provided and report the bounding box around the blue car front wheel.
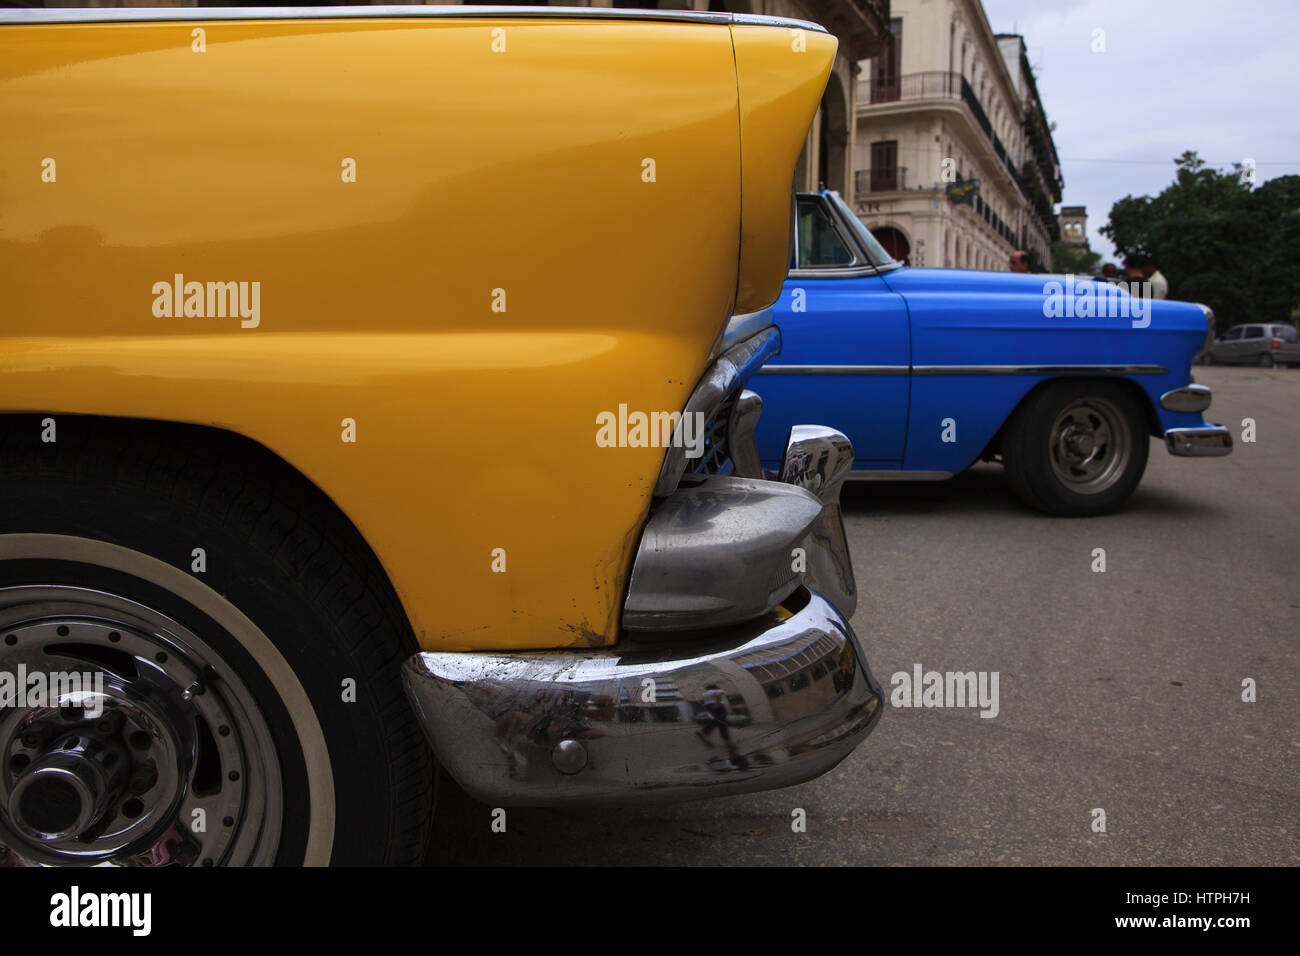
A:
[1002,380,1150,517]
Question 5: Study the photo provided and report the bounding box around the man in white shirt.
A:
[1124,254,1168,299]
[1147,267,1169,299]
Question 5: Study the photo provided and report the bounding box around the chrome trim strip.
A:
[759,365,908,375]
[846,470,953,481]
[1165,426,1233,458]
[732,12,827,30]
[1159,383,1213,413]
[911,364,1169,376]
[788,266,883,280]
[758,364,1170,376]
[1,6,826,31]
[402,589,882,807]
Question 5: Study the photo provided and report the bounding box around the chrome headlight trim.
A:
[1196,303,1216,354]
[653,325,781,498]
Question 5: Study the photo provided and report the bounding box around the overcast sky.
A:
[980,0,1300,261]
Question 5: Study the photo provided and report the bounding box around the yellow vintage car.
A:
[0,5,882,866]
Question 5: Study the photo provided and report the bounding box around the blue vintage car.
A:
[752,190,1232,516]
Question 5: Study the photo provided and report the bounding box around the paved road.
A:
[430,366,1298,865]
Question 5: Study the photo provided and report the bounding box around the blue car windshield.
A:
[826,191,897,268]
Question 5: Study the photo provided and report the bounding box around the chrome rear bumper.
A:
[402,589,882,807]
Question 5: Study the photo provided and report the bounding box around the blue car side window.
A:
[796,199,855,268]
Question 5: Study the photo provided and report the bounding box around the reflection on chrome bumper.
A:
[402,590,882,807]
[1165,425,1233,457]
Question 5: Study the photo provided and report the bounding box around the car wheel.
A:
[1258,353,1275,368]
[0,421,433,866]
[1002,381,1150,517]
[1203,352,1217,365]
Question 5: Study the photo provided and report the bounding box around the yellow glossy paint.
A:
[733,23,839,314]
[0,15,834,650]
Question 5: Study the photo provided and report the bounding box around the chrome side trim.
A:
[846,470,953,481]
[1159,384,1212,413]
[757,364,1170,376]
[654,327,781,498]
[623,476,822,633]
[402,589,882,807]
[1,6,826,31]
[1165,426,1233,457]
[732,12,828,31]
[780,427,857,619]
[911,364,1169,376]
[759,364,908,375]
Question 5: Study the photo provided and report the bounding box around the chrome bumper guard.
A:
[1165,425,1233,457]
[1159,383,1212,413]
[622,475,823,632]
[402,589,882,807]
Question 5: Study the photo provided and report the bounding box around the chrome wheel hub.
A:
[1048,397,1131,494]
[0,586,282,866]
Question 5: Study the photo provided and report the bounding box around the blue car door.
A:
[754,195,911,472]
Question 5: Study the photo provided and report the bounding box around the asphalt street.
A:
[430,366,1299,865]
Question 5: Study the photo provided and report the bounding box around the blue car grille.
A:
[687,391,736,477]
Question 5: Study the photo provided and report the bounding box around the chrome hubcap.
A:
[1048,397,1131,494]
[0,586,282,866]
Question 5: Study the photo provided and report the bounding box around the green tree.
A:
[1051,241,1101,275]
[1101,151,1300,333]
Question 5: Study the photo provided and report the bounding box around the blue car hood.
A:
[876,266,1206,331]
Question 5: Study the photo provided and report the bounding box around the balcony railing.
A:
[859,70,1038,207]
[862,70,961,104]
[855,167,908,193]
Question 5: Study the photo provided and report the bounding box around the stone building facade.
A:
[850,0,1062,271]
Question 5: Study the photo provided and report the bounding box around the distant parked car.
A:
[754,190,1232,517]
[1202,323,1300,367]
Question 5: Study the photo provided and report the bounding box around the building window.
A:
[872,18,902,103]
[869,140,899,192]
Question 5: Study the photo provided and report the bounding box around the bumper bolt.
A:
[551,739,588,775]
